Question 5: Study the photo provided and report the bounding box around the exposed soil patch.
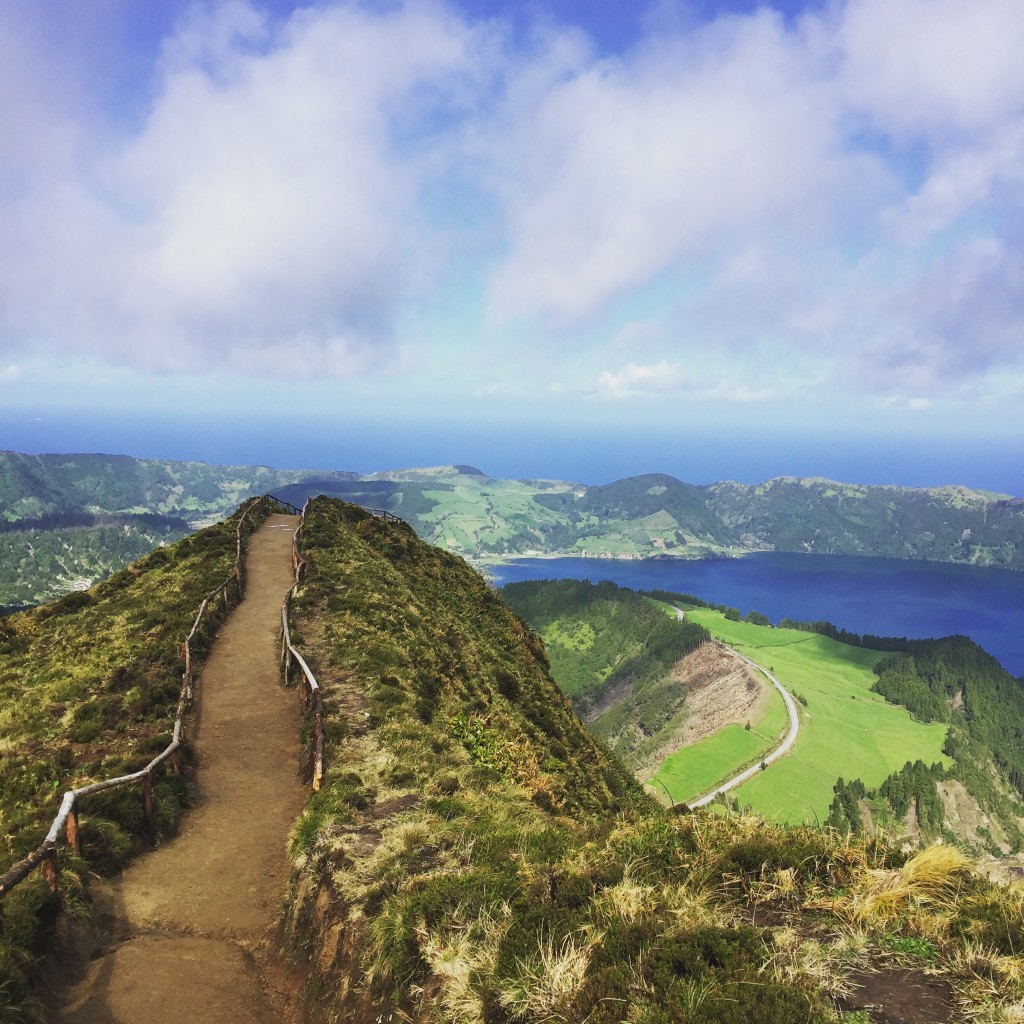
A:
[837,967,954,1024]
[634,643,766,778]
[583,674,634,724]
[675,642,767,746]
[52,514,306,1024]
[371,793,420,820]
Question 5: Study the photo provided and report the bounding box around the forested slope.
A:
[500,579,709,759]
[829,637,1024,852]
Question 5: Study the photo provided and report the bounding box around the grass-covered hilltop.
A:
[5,451,1024,609]
[3,495,1024,1023]
[280,498,1024,1023]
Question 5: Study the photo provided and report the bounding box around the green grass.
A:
[649,659,790,805]
[679,611,951,823]
[650,724,770,805]
[278,499,1024,1024]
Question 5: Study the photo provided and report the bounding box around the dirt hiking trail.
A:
[56,514,306,1024]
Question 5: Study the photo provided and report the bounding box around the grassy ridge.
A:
[0,501,271,1017]
[281,499,1024,1023]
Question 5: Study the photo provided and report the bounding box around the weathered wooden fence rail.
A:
[1,492,396,914]
[281,500,323,789]
[279,501,400,790]
[0,494,293,908]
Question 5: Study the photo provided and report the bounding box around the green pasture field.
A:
[648,655,790,805]
[665,611,951,823]
[416,480,572,551]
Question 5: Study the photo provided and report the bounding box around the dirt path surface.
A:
[57,514,306,1024]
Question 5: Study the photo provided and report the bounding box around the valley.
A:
[506,579,1024,857]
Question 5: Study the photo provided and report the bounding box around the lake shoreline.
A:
[486,551,1024,677]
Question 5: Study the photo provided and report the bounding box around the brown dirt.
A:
[837,967,955,1024]
[673,642,768,745]
[53,514,307,1024]
[634,642,766,778]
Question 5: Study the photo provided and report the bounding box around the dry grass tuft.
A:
[498,929,599,1021]
[597,862,657,924]
[845,843,973,926]
[763,925,871,999]
[420,905,513,1024]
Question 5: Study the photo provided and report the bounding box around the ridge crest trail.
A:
[56,513,306,1024]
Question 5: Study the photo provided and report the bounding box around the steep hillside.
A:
[500,579,710,763]
[828,637,1024,853]
[0,499,275,1016]
[505,581,1024,853]
[277,498,1024,1024]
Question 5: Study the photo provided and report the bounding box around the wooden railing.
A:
[1,493,396,909]
[278,500,401,790]
[281,499,323,790]
[0,494,290,906]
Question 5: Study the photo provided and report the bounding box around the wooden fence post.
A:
[142,773,156,843]
[40,847,58,892]
[66,809,80,856]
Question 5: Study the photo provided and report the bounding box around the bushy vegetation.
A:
[282,498,1024,1024]
[866,638,1024,850]
[500,579,709,752]
[827,761,947,835]
[0,499,271,1019]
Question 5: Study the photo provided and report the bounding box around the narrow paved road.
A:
[671,608,801,809]
[57,514,305,1024]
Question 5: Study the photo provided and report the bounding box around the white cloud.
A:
[839,0,1024,140]
[0,364,20,380]
[486,9,887,323]
[594,361,683,399]
[0,0,1022,414]
[0,2,482,375]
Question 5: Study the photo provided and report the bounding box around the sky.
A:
[1,0,1023,488]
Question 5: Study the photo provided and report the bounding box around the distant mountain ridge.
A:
[3,450,1023,607]
[295,465,1024,571]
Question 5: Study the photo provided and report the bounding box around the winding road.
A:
[671,608,802,809]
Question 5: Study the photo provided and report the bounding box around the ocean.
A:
[3,409,1022,496]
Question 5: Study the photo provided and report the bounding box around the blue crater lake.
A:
[488,552,1024,677]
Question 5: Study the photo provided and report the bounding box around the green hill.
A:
[505,580,1024,853]
[3,497,1024,1023]
[500,579,709,762]
[0,451,354,605]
